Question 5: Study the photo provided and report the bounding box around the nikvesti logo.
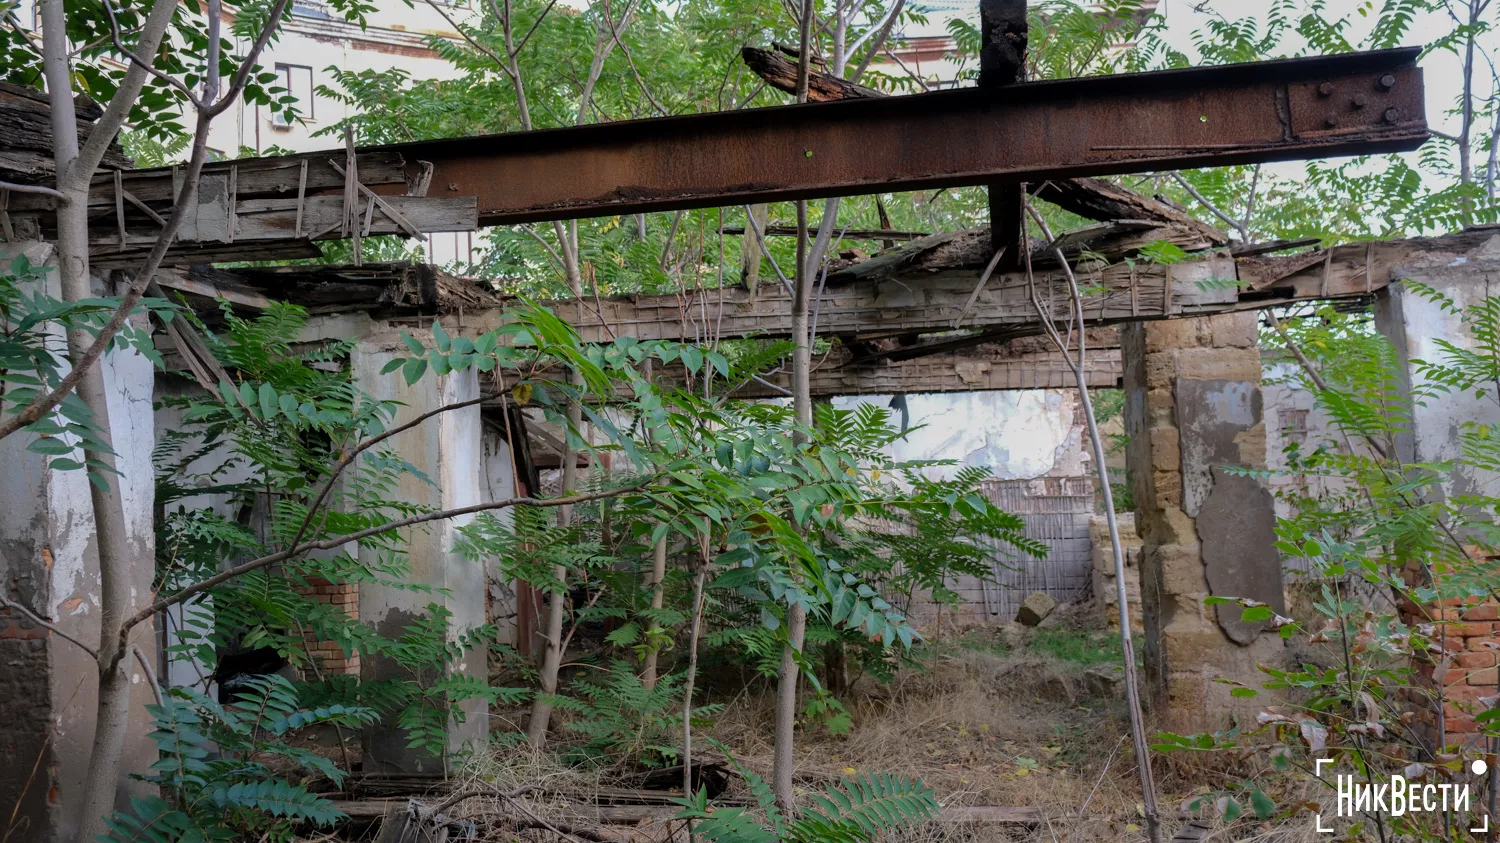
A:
[1314,758,1490,834]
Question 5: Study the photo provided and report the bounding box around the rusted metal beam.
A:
[376,48,1424,225]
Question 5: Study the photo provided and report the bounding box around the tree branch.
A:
[0,0,293,446]
[116,481,653,652]
[1169,171,1249,242]
[0,596,99,659]
[74,0,182,185]
[0,180,66,200]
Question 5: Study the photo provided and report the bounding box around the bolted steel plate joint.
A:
[1383,107,1401,124]
[1318,82,1335,96]
[1351,94,1368,109]
[1378,74,1397,90]
[1324,116,1339,128]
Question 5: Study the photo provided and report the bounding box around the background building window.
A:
[1279,408,1309,445]
[271,63,315,127]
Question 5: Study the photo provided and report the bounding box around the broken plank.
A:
[740,46,884,102]
[233,195,478,238]
[155,269,273,309]
[1033,178,1230,246]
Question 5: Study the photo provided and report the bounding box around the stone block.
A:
[1148,428,1181,470]
[1084,663,1127,699]
[1462,603,1499,621]
[1445,683,1492,703]
[1161,626,1236,668]
[1466,667,1498,686]
[1144,352,1179,390]
[1458,651,1498,668]
[1015,592,1057,627]
[1145,387,1176,419]
[1234,423,1268,470]
[1144,319,1205,352]
[1174,348,1263,382]
[1155,543,1208,596]
[1206,313,1260,348]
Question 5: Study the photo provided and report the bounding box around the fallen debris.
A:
[1016,591,1058,627]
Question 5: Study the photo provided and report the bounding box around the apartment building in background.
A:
[6,0,478,264]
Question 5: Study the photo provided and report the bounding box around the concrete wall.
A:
[352,348,488,773]
[481,423,519,647]
[0,242,158,842]
[1377,256,1500,500]
[1375,252,1500,747]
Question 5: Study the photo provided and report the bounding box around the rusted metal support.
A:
[979,0,1028,262]
[372,48,1425,225]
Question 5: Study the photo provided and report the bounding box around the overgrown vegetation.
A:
[3,0,1499,836]
[1151,294,1500,839]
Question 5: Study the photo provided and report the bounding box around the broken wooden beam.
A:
[1033,178,1230,247]
[483,336,1123,399]
[718,225,930,241]
[741,46,884,102]
[363,229,1492,347]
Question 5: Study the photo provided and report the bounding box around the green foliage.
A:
[1156,297,1500,837]
[102,675,377,842]
[548,661,723,766]
[676,757,940,843]
[155,302,510,765]
[1028,627,1130,666]
[1,254,175,488]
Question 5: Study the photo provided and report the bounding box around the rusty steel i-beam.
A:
[371,48,1425,225]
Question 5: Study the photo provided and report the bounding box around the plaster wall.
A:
[352,348,488,773]
[831,389,1089,481]
[0,242,158,842]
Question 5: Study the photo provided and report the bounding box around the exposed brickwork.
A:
[296,578,360,675]
[1401,564,1500,750]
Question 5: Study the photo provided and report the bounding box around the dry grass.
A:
[447,620,1359,842]
[696,631,1156,842]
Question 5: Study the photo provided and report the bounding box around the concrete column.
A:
[481,422,518,648]
[352,347,487,774]
[0,242,158,842]
[1123,313,1285,733]
[1375,254,1500,748]
[1375,256,1500,503]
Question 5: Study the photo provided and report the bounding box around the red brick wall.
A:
[1406,589,1499,748]
[297,577,360,675]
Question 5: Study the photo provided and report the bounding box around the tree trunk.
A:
[40,1,145,835]
[772,193,816,811]
[527,395,584,747]
[640,531,668,690]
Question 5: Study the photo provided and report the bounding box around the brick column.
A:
[297,577,361,676]
[1123,313,1286,733]
[1405,587,1500,749]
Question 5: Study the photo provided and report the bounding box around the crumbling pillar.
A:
[0,242,158,842]
[1123,313,1285,733]
[352,347,487,773]
[1375,252,1500,749]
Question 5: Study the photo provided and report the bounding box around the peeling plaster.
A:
[832,390,1087,480]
